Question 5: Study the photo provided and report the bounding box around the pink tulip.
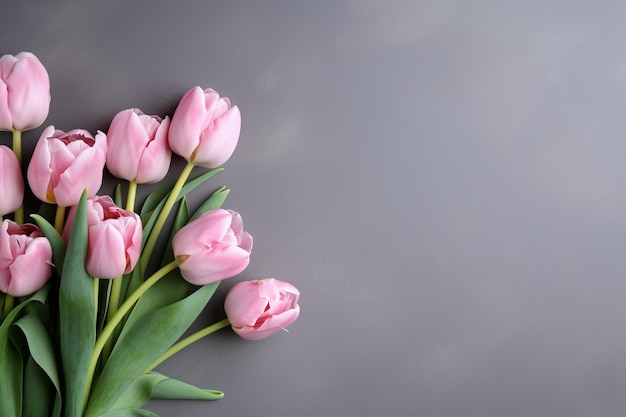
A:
[0,220,52,297]
[0,52,50,131]
[106,108,172,183]
[27,125,107,207]
[168,87,241,168]
[172,209,252,285]
[63,195,142,279]
[0,146,23,216]
[224,278,300,341]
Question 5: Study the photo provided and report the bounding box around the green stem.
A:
[126,180,137,212]
[3,294,14,318]
[140,162,194,272]
[12,130,23,224]
[83,260,179,407]
[102,276,123,360]
[144,318,231,374]
[93,278,99,316]
[54,206,66,234]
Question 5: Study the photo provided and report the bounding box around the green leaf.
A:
[190,186,230,221]
[114,183,123,207]
[0,336,22,416]
[58,191,96,417]
[0,286,50,417]
[22,356,55,417]
[151,375,224,400]
[119,198,192,333]
[85,283,219,417]
[110,372,222,411]
[13,314,61,396]
[140,168,223,220]
[31,213,67,276]
[98,409,158,417]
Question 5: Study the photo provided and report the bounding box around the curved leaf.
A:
[0,286,49,417]
[111,371,222,411]
[59,191,96,417]
[85,282,219,417]
[190,186,230,221]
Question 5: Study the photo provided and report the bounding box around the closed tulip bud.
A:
[172,209,252,285]
[0,220,52,297]
[106,108,172,183]
[27,125,107,207]
[168,87,241,168]
[0,146,24,216]
[63,195,142,279]
[224,278,300,341]
[0,52,50,131]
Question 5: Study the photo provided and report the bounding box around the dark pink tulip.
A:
[224,278,300,341]
[0,145,23,216]
[106,108,172,183]
[0,52,50,131]
[172,209,252,285]
[168,87,241,168]
[27,125,107,207]
[0,220,52,297]
[63,195,141,279]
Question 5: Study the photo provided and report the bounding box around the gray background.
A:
[3,1,626,416]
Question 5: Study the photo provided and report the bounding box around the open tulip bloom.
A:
[0,51,300,417]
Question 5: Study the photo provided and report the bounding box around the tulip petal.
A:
[169,87,205,161]
[193,105,241,168]
[87,222,127,279]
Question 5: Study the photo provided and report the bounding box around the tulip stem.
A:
[12,130,24,224]
[93,277,99,316]
[54,206,66,234]
[143,318,231,374]
[140,161,194,273]
[3,294,14,318]
[102,275,123,360]
[83,259,180,408]
[126,180,137,212]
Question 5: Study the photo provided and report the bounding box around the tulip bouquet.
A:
[0,52,300,417]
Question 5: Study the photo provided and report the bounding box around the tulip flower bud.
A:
[224,278,300,341]
[168,87,241,168]
[106,108,172,184]
[172,209,252,285]
[27,125,107,207]
[0,220,53,297]
[0,52,51,131]
[63,195,142,279]
[0,145,24,216]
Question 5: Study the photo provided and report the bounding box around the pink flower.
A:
[0,52,50,131]
[63,195,142,279]
[168,87,241,168]
[224,278,300,341]
[106,108,171,183]
[0,146,23,216]
[27,125,107,207]
[172,209,252,285]
[0,220,52,297]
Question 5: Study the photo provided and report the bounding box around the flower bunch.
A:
[0,52,300,417]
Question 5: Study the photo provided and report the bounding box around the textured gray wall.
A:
[3,1,626,416]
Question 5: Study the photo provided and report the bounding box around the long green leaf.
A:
[59,191,96,417]
[14,314,61,401]
[110,371,222,411]
[31,214,67,276]
[151,375,223,400]
[22,356,54,417]
[0,286,49,416]
[99,409,158,417]
[85,283,219,417]
[140,168,223,220]
[190,186,230,221]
